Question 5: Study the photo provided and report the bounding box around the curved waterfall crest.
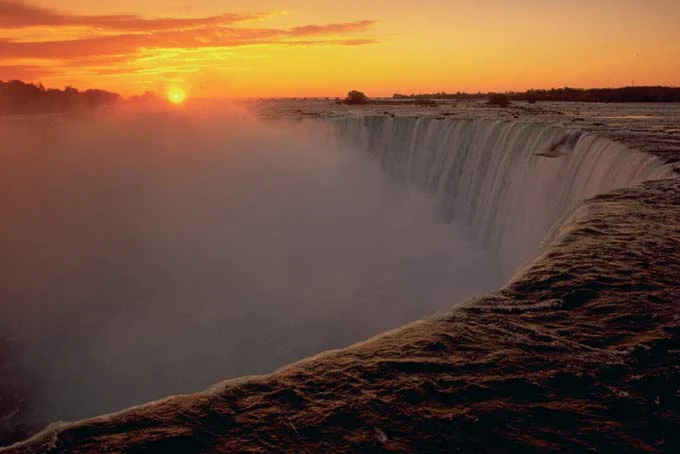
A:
[332,116,674,276]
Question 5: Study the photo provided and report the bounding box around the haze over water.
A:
[0,106,501,424]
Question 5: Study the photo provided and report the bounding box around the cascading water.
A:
[3,110,678,452]
[2,110,676,446]
[332,116,674,276]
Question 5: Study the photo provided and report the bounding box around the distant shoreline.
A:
[3,79,680,116]
[391,86,680,104]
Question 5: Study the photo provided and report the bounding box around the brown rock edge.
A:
[3,175,679,453]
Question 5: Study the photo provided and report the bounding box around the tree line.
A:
[0,80,122,114]
[393,86,680,103]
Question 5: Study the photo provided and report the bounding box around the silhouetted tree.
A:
[488,93,510,107]
[345,90,369,105]
[392,86,680,103]
[0,80,122,114]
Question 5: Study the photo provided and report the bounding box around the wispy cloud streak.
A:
[0,1,379,85]
[0,20,377,58]
[0,1,274,30]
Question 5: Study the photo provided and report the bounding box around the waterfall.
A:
[332,117,674,276]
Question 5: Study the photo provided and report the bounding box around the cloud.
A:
[0,64,57,79]
[289,20,377,36]
[0,22,378,59]
[0,1,379,85]
[0,0,274,31]
[284,38,380,47]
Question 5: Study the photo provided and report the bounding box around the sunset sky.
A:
[1,0,679,98]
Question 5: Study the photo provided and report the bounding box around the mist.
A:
[0,104,501,427]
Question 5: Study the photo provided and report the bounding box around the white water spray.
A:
[333,117,673,275]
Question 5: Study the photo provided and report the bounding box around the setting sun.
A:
[0,1,678,97]
[167,88,186,104]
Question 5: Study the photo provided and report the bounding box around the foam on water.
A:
[333,116,673,275]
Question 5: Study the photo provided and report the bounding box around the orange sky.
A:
[1,0,679,97]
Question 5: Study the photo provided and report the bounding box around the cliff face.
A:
[4,177,679,453]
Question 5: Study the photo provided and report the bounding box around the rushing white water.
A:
[1,110,674,436]
[333,117,674,276]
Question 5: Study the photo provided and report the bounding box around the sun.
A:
[167,88,186,104]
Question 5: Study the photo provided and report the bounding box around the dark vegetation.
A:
[516,86,680,102]
[394,86,680,103]
[488,93,511,107]
[340,90,437,106]
[0,80,122,114]
[344,90,369,105]
[394,91,486,101]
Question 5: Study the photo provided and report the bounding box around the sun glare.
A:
[167,88,186,104]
